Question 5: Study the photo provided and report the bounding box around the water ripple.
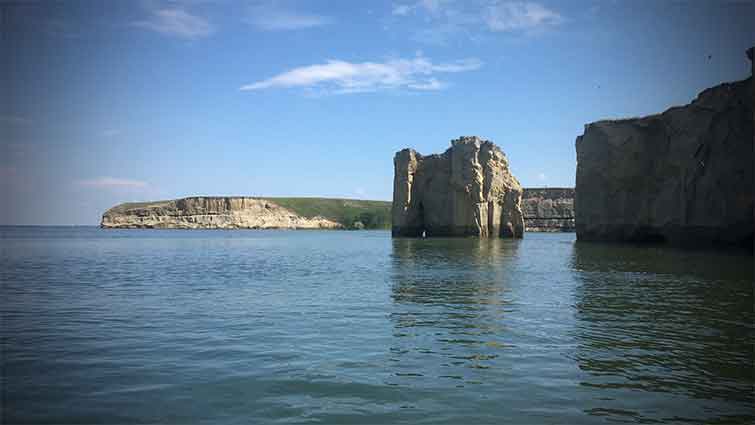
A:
[2,228,752,424]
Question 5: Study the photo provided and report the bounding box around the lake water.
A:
[2,227,753,424]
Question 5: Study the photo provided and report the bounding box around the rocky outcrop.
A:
[575,49,753,247]
[522,188,575,232]
[101,197,342,229]
[392,136,524,238]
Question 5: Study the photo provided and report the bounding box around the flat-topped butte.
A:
[102,197,391,230]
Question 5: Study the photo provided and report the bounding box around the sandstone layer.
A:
[522,188,575,232]
[392,136,524,238]
[575,49,753,247]
[101,197,342,229]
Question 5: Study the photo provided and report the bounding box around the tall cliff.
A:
[522,188,575,232]
[102,197,344,229]
[392,136,524,238]
[575,49,753,247]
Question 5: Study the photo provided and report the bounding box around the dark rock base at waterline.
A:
[576,223,754,250]
[391,224,520,238]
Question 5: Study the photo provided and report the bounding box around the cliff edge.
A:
[102,197,391,229]
[522,188,575,232]
[575,49,753,247]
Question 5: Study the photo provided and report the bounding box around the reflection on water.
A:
[388,236,754,423]
[571,242,754,422]
[3,228,753,424]
[389,238,519,383]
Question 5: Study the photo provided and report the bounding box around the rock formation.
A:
[101,197,342,229]
[522,188,575,232]
[575,49,753,247]
[392,136,524,238]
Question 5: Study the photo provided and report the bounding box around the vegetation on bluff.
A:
[266,197,391,230]
[101,197,391,230]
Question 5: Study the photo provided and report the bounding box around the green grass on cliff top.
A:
[107,197,392,230]
[267,197,391,230]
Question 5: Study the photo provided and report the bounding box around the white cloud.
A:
[77,177,149,189]
[392,4,413,16]
[246,3,332,31]
[537,172,547,181]
[390,1,563,43]
[134,8,213,39]
[485,2,562,32]
[240,55,482,94]
[408,78,446,90]
[393,0,452,17]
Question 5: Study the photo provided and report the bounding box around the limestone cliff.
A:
[522,188,575,232]
[575,49,753,247]
[101,197,342,229]
[392,136,525,238]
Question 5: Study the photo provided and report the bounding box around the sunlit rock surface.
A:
[522,188,575,232]
[392,136,524,238]
[101,197,342,229]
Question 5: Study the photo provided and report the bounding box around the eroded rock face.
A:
[101,197,342,229]
[522,188,575,232]
[392,136,524,238]
[575,51,753,246]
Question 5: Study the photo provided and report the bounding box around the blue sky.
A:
[2,0,753,225]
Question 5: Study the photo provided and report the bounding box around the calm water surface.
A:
[2,227,753,424]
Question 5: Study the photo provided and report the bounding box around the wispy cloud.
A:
[485,2,563,32]
[392,4,413,16]
[77,177,149,189]
[240,55,482,94]
[422,0,454,15]
[246,3,332,31]
[408,78,445,90]
[134,7,213,39]
[537,172,547,182]
[391,1,563,43]
[392,0,459,18]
